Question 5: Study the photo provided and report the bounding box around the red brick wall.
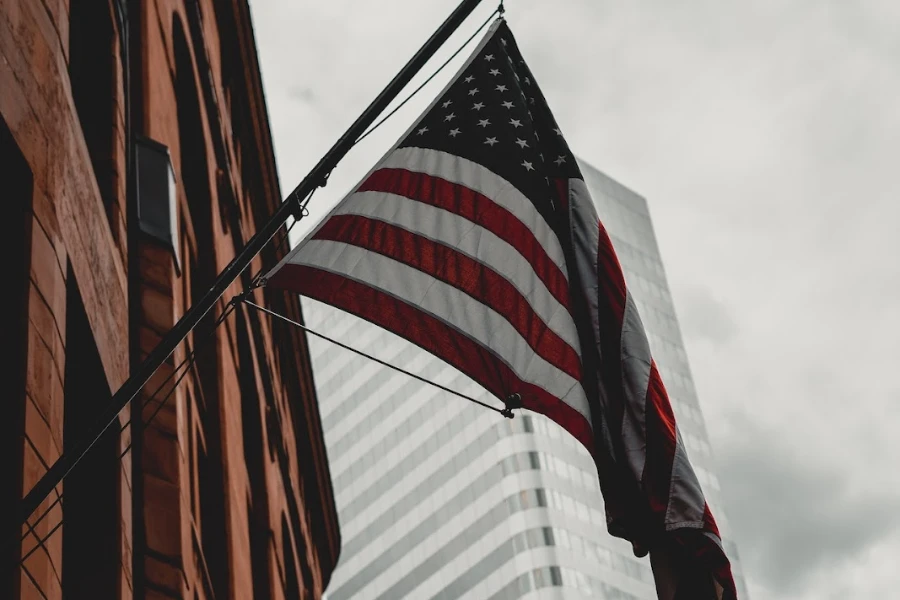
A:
[3,0,340,598]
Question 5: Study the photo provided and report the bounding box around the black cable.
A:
[20,561,49,600]
[354,8,499,145]
[19,519,62,576]
[240,298,508,417]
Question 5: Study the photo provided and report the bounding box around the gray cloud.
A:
[717,412,900,593]
[675,285,739,346]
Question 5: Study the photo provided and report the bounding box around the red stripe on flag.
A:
[267,263,595,453]
[595,222,627,322]
[554,178,569,213]
[360,168,572,314]
[312,214,583,382]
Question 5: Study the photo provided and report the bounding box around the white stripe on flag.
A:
[329,190,582,353]
[666,430,708,527]
[379,147,568,275]
[293,240,591,421]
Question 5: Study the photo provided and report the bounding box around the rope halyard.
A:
[354,7,500,145]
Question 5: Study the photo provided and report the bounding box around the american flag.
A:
[266,18,736,599]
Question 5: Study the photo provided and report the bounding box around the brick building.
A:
[2,0,340,598]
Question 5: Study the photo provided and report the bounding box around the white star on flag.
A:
[501,101,514,109]
[468,88,479,96]
[521,160,534,171]
[515,138,528,149]
[484,136,498,146]
[464,75,475,83]
[484,53,495,61]
[444,113,456,122]
[554,155,566,166]
[477,119,491,128]
[442,99,452,108]
[495,84,508,92]
[472,102,485,110]
[449,128,461,137]
[489,68,501,76]
[416,126,428,135]
[509,119,522,128]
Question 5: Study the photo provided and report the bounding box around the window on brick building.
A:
[2,115,32,598]
[173,15,229,598]
[281,517,301,599]
[68,0,118,223]
[236,307,273,598]
[62,268,120,599]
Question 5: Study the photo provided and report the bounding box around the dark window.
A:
[69,0,117,220]
[1,114,33,599]
[62,268,119,599]
[281,517,301,600]
[236,308,271,598]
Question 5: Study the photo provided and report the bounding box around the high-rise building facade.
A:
[3,1,339,598]
[307,159,747,600]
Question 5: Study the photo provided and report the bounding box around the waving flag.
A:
[265,18,736,599]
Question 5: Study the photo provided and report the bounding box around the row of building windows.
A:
[507,525,653,586]
[684,431,713,459]
[634,298,683,346]
[610,232,667,282]
[338,413,502,548]
[501,448,600,496]
[421,522,654,600]
[646,331,690,370]
[517,413,592,459]
[629,270,676,313]
[657,363,698,398]
[488,564,643,600]
[318,343,425,428]
[595,193,655,241]
[314,327,411,393]
[332,373,483,506]
[318,343,417,413]
[328,375,432,463]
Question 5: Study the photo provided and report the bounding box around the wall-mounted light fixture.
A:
[135,135,179,269]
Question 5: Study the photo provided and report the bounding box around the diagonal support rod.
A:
[240,298,507,417]
[18,0,487,526]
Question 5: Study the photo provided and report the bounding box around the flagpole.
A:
[19,0,489,526]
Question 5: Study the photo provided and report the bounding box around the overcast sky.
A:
[247,1,900,598]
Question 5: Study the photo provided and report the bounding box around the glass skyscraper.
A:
[304,159,749,600]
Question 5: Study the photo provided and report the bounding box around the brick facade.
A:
[2,1,340,598]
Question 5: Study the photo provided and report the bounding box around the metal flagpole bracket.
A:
[231,289,254,306]
[501,392,522,418]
